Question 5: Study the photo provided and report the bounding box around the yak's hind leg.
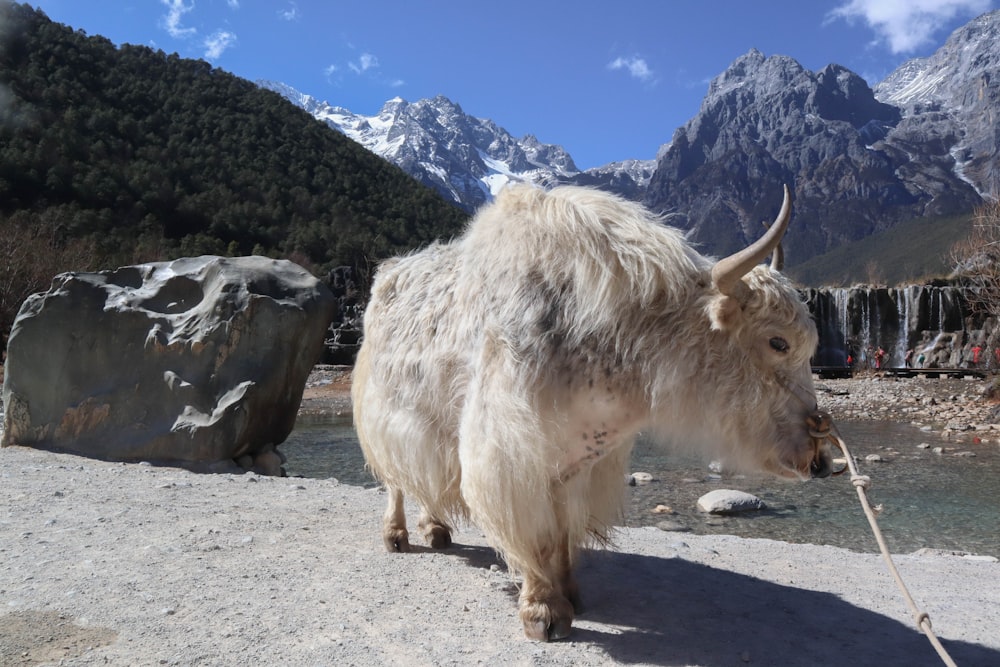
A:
[382,486,410,552]
[382,487,455,551]
[417,509,453,549]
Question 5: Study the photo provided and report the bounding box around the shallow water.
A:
[282,418,1000,557]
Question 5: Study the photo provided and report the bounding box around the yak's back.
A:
[460,185,709,343]
[361,184,712,388]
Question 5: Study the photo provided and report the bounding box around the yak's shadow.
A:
[448,544,997,667]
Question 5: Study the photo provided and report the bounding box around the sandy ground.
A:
[2,368,999,666]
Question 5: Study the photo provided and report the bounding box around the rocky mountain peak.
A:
[875,9,1000,109]
[874,9,1000,197]
[645,46,979,264]
[706,49,808,102]
[261,83,646,210]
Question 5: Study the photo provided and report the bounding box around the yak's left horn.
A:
[711,184,792,298]
[762,219,785,271]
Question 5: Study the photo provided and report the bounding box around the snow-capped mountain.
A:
[261,9,997,265]
[259,81,653,211]
[874,9,1000,197]
[643,44,988,264]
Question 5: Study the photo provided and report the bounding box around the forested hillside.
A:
[0,2,467,340]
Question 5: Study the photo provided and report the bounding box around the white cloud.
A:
[160,0,196,39]
[828,0,992,53]
[203,30,236,59]
[607,55,654,83]
[349,52,379,74]
[278,1,300,21]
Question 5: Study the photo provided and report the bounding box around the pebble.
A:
[655,520,690,533]
[629,472,654,485]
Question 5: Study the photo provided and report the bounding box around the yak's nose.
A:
[806,410,835,479]
[810,453,834,479]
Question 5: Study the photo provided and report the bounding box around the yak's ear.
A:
[708,294,743,331]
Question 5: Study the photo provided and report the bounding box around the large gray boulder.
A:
[2,256,335,474]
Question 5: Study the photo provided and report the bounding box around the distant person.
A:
[972,345,983,367]
[905,348,913,368]
[917,352,926,368]
[875,347,886,370]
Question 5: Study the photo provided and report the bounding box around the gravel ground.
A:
[816,373,1000,441]
[1,369,998,666]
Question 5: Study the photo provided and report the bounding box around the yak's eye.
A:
[769,337,789,353]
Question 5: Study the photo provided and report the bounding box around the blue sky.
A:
[25,0,997,169]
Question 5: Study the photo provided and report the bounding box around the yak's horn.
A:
[711,184,792,298]
[761,220,785,271]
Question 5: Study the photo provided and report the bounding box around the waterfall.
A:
[806,283,980,369]
[894,289,909,366]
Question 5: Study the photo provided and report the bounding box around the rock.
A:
[651,504,675,514]
[630,472,654,485]
[864,454,886,463]
[1,256,335,473]
[696,489,766,514]
[655,520,690,533]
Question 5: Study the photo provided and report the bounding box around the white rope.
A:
[811,416,960,667]
[776,374,959,666]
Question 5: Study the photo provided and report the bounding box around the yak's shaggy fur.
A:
[352,184,822,640]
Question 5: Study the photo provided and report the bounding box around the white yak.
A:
[352,184,831,640]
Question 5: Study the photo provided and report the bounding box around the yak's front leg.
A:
[518,531,577,641]
[382,486,410,552]
[557,533,583,614]
[519,487,579,641]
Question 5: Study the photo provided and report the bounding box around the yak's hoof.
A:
[383,528,410,553]
[422,523,453,549]
[520,596,575,641]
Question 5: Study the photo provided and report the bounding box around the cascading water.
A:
[805,284,983,370]
[893,288,910,366]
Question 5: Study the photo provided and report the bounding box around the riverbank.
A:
[2,367,999,665]
[2,444,998,666]
[816,372,1000,442]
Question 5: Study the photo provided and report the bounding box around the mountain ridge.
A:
[260,81,655,211]
[264,9,999,269]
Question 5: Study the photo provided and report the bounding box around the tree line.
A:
[0,2,468,346]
